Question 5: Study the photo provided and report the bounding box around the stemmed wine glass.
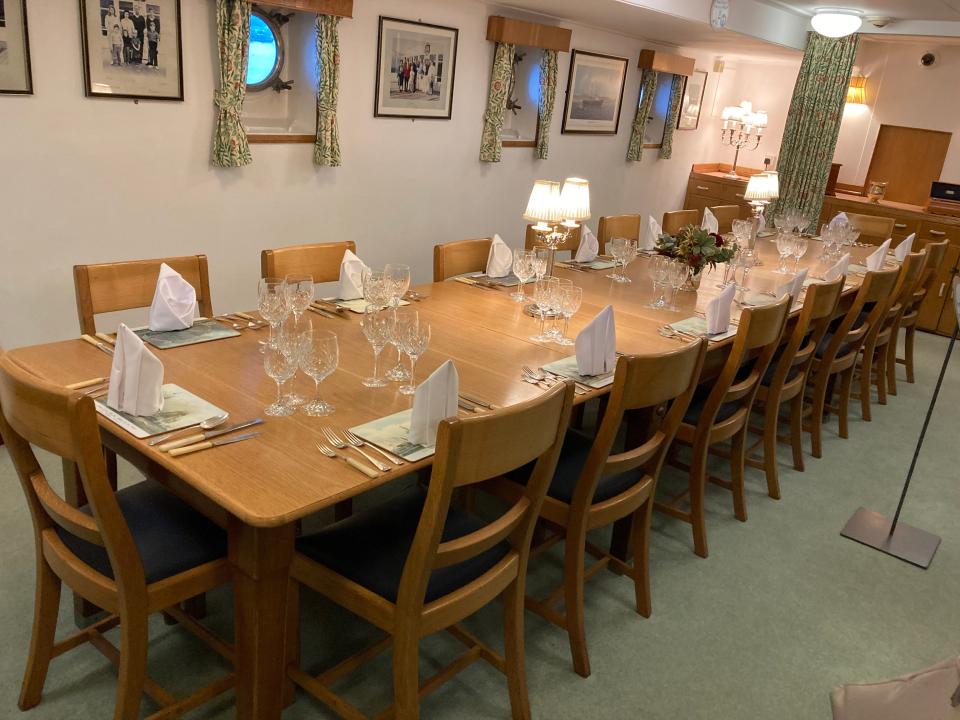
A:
[735,251,758,305]
[619,240,638,283]
[300,330,338,416]
[531,277,558,342]
[360,306,392,388]
[512,249,535,303]
[792,235,809,272]
[258,278,288,350]
[776,232,794,274]
[384,265,412,382]
[532,248,549,281]
[557,285,582,345]
[607,237,627,282]
[546,278,572,340]
[279,314,312,406]
[399,321,431,395]
[362,269,391,309]
[648,255,671,309]
[284,274,314,321]
[386,308,418,383]
[263,344,298,417]
[667,260,690,311]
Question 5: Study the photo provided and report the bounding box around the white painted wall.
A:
[1,0,754,348]
[835,40,960,187]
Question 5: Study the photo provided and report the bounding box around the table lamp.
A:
[744,171,779,246]
[524,177,591,275]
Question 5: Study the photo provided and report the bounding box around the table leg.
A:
[230,519,297,720]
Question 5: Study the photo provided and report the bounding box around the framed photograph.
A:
[561,50,629,135]
[678,69,708,130]
[375,16,458,120]
[79,0,184,101]
[0,0,33,94]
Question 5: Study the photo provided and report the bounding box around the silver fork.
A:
[341,428,405,466]
[539,367,592,394]
[321,428,390,472]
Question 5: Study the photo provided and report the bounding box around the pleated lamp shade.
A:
[559,177,591,222]
[744,172,780,201]
[523,180,563,224]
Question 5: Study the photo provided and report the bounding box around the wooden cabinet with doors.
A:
[683,163,758,225]
[917,245,959,336]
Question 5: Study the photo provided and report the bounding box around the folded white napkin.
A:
[148,263,196,331]
[107,324,164,416]
[776,269,808,300]
[574,225,599,262]
[824,253,851,282]
[408,359,459,447]
[485,234,513,277]
[866,239,892,271]
[706,282,736,334]
[338,249,369,300]
[829,212,849,230]
[702,207,719,234]
[641,216,661,251]
[894,233,915,262]
[575,305,616,376]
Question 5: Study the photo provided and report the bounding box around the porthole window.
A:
[247,9,284,91]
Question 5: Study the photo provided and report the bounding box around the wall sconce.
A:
[847,73,866,105]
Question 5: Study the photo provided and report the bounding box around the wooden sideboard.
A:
[681,164,959,336]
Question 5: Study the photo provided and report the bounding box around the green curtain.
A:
[769,32,859,219]
[314,14,341,167]
[658,74,685,160]
[479,42,515,163]
[212,0,252,168]
[626,69,658,162]
[535,50,558,160]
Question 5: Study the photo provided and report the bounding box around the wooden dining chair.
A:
[287,382,575,720]
[894,239,949,390]
[74,255,213,336]
[708,205,741,234]
[597,214,641,255]
[655,297,791,558]
[857,251,927,418]
[483,341,707,678]
[844,213,895,246]
[433,237,493,281]
[260,241,356,283]
[525,223,582,255]
[747,279,844,499]
[662,209,700,236]
[0,352,234,720]
[804,267,900,458]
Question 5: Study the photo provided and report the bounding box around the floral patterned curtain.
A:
[535,50,558,160]
[212,0,252,168]
[769,32,859,219]
[479,42,515,163]
[314,14,341,167]
[626,69,658,162]
[658,74,685,160]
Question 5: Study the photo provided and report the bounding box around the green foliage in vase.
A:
[656,224,738,274]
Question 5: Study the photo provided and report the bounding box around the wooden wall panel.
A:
[486,16,571,52]
[258,0,353,18]
[638,49,695,77]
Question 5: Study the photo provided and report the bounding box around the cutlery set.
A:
[316,426,406,477]
[520,365,590,395]
[80,334,114,356]
[158,418,263,456]
[453,276,500,291]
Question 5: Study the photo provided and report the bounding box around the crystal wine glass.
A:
[384,263,411,308]
[620,240,638,282]
[557,285,582,346]
[512,249,534,303]
[362,269,391,310]
[648,255,671,309]
[278,314,312,406]
[532,248,549,281]
[736,251,757,305]
[284,274,314,321]
[386,307,417,382]
[263,344,298,417]
[300,330,338,416]
[399,321,431,395]
[360,306,392,388]
[667,259,690,311]
[607,237,627,281]
[792,235,809,272]
[531,277,558,342]
[546,278,572,340]
[776,232,794,274]
[257,278,288,350]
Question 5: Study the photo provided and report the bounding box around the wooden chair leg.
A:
[904,326,916,384]
[392,629,420,720]
[790,394,805,472]
[762,402,781,500]
[502,578,532,720]
[809,373,827,459]
[690,442,710,559]
[114,610,149,720]
[874,348,888,406]
[630,501,653,618]
[838,367,854,440]
[18,558,62,711]
[730,430,748,522]
[104,448,118,490]
[563,529,590,678]
[859,354,874,422]
[886,336,899,397]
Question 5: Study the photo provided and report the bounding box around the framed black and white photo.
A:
[561,50,628,135]
[0,0,33,95]
[79,0,183,101]
[375,16,458,120]
[678,69,708,130]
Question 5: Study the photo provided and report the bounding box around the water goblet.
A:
[300,330,339,416]
[775,232,794,274]
[386,307,417,382]
[278,314,312,406]
[399,322,431,395]
[546,278,572,340]
[736,251,757,305]
[619,240,638,283]
[263,344,298,417]
[284,274,314,321]
[792,235,809,272]
[512,249,535,303]
[531,277,558,342]
[257,277,288,350]
[607,237,627,281]
[360,306,392,388]
[647,255,671,309]
[384,263,411,308]
[532,248,549,281]
[557,285,582,346]
[362,269,391,309]
[667,260,690,311]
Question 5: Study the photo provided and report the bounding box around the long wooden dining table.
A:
[6,238,878,719]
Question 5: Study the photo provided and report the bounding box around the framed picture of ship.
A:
[561,50,628,135]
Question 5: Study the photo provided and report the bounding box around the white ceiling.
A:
[756,0,960,21]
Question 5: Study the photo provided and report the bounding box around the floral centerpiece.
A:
[656,224,738,288]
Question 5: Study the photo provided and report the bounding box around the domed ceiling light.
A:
[811,9,863,38]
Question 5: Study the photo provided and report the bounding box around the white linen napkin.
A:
[829,212,849,230]
[894,233,915,262]
[866,239,892,271]
[337,249,369,301]
[702,207,719,234]
[824,253,851,282]
[107,324,164,417]
[407,359,459,447]
[485,234,513,277]
[148,263,196,331]
[641,216,661,251]
[574,225,599,262]
[776,269,808,300]
[575,305,616,376]
[706,282,736,335]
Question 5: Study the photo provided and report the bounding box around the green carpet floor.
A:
[1,332,957,719]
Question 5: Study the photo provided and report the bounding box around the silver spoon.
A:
[147,412,230,446]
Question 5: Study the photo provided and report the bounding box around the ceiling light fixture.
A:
[811,9,863,38]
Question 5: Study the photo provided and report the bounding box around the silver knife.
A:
[158,418,264,452]
[168,432,260,458]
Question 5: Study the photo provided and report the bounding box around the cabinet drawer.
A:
[919,220,960,245]
[687,177,724,198]
[721,183,749,204]
[890,218,920,239]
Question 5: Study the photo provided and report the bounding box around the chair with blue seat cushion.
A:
[656,298,791,559]
[747,278,844,500]
[485,342,707,678]
[0,351,233,720]
[288,381,574,720]
[805,267,900,459]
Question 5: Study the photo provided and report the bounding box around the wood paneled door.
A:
[865,125,952,206]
